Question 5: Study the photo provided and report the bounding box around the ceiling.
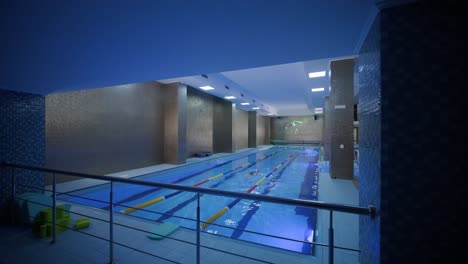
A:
[160,56,354,116]
[0,0,376,95]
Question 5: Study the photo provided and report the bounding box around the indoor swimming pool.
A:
[59,146,320,254]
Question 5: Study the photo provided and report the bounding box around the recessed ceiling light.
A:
[252,107,260,110]
[240,102,250,105]
[200,86,214,91]
[311,87,325,92]
[267,113,272,115]
[224,96,236,100]
[308,71,326,78]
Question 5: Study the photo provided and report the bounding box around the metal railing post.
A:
[51,173,56,244]
[11,167,16,225]
[370,206,377,218]
[196,192,201,264]
[109,181,114,264]
[329,210,334,264]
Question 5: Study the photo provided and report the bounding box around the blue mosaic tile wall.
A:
[379,3,462,263]
[358,15,381,264]
[0,89,45,220]
[359,2,463,263]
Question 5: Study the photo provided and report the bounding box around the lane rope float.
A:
[154,151,286,222]
[200,153,297,229]
[107,147,283,211]
[121,150,284,214]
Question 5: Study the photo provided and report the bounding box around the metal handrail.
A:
[18,192,355,252]
[2,161,377,264]
[1,162,376,217]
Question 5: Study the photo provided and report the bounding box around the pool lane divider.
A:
[155,151,279,222]
[200,153,298,229]
[121,150,283,214]
[103,146,284,211]
[231,153,299,239]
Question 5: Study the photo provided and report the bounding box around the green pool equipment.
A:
[32,204,71,238]
[74,217,90,230]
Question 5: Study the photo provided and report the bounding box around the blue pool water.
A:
[59,146,320,254]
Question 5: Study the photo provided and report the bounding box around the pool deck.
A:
[315,159,360,264]
[1,146,361,264]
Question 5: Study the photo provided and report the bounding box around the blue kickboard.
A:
[147,222,179,240]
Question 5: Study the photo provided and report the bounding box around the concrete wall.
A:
[234,108,249,150]
[186,87,213,157]
[46,82,165,175]
[270,115,323,142]
[0,89,45,222]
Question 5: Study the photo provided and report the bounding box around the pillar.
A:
[162,82,187,164]
[213,97,234,153]
[323,96,332,160]
[329,58,355,179]
[248,111,257,148]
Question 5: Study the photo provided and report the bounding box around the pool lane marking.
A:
[122,152,279,214]
[295,148,320,254]
[104,146,283,211]
[200,153,297,229]
[244,163,283,193]
[231,153,299,239]
[121,150,283,214]
[155,152,279,222]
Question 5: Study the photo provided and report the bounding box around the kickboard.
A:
[147,222,179,240]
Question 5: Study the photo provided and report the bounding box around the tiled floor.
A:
[1,146,361,264]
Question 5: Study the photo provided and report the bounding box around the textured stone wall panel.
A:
[186,87,213,156]
[234,109,248,150]
[46,82,164,175]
